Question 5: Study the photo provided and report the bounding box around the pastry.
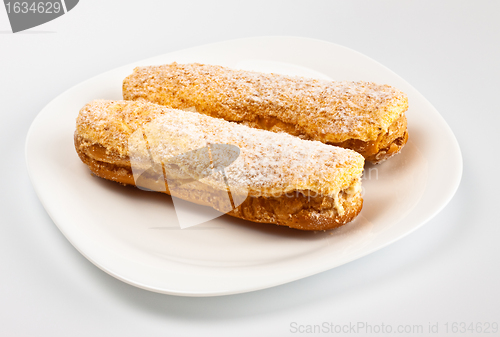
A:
[75,99,365,230]
[123,62,409,163]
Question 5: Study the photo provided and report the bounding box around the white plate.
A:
[26,37,462,296]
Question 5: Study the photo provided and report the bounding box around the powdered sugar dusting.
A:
[123,62,408,142]
[76,100,364,197]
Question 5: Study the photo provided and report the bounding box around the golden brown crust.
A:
[330,114,408,163]
[238,110,408,163]
[74,100,365,230]
[123,62,409,163]
[76,100,365,197]
[75,135,363,231]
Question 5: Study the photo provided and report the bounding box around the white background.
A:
[1,1,499,336]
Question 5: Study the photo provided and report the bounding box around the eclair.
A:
[75,100,365,230]
[123,62,409,163]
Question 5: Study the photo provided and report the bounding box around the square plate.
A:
[26,37,462,296]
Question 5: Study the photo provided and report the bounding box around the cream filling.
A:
[333,178,362,216]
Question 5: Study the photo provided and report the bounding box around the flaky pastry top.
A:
[123,62,408,142]
[76,100,364,197]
